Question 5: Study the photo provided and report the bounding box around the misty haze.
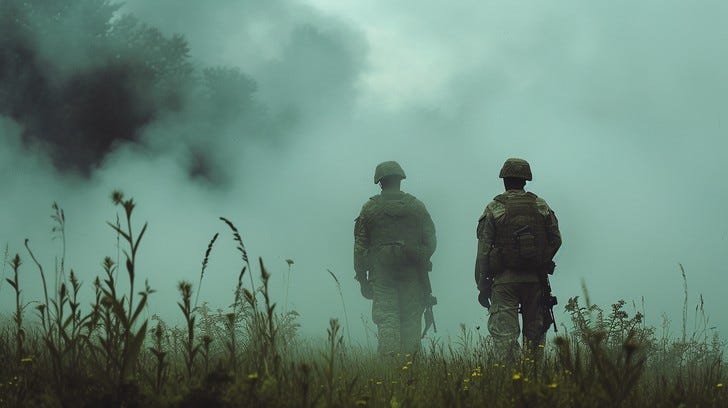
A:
[1,0,726,406]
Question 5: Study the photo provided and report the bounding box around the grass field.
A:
[0,193,725,407]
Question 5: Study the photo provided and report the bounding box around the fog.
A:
[1,0,727,344]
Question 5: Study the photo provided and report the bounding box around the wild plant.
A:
[322,318,344,407]
[217,216,253,376]
[558,295,647,406]
[6,253,25,362]
[50,201,66,296]
[40,271,90,396]
[24,240,51,334]
[200,334,212,375]
[92,257,123,379]
[107,191,149,327]
[274,308,301,353]
[149,320,168,394]
[219,216,254,315]
[0,243,9,300]
[223,311,239,375]
[284,258,294,312]
[87,191,155,401]
[36,204,90,389]
[194,232,218,309]
[243,258,282,376]
[327,268,352,346]
[177,280,199,381]
[195,302,226,358]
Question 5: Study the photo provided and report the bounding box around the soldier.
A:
[475,158,562,362]
[354,161,437,356]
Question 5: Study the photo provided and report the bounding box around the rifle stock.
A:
[422,294,437,338]
[419,263,437,338]
[540,262,558,334]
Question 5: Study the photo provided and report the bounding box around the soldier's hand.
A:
[359,280,374,300]
[477,276,493,309]
[478,291,491,309]
[477,276,493,293]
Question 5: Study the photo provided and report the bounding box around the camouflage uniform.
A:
[355,162,437,356]
[475,158,562,361]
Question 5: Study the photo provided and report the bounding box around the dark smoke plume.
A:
[0,0,259,177]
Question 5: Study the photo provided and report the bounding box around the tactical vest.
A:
[366,193,423,268]
[492,192,549,271]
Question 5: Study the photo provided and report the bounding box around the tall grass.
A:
[0,194,725,407]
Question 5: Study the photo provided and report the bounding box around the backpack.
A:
[492,192,549,271]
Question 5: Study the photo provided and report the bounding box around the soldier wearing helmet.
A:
[475,158,562,362]
[354,161,437,356]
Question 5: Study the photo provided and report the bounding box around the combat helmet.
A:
[374,161,406,184]
[499,158,532,181]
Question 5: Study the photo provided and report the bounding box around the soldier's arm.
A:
[475,206,496,284]
[419,204,437,261]
[353,204,371,281]
[545,210,562,260]
[536,198,562,262]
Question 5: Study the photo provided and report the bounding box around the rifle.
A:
[419,261,437,338]
[422,294,437,338]
[540,261,558,333]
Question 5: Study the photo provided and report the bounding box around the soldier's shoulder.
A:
[400,191,417,200]
[359,196,379,214]
[481,199,505,221]
[401,192,426,207]
[533,195,555,215]
[485,197,506,218]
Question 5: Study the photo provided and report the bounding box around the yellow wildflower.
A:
[548,383,558,389]
[247,373,259,380]
[512,373,522,381]
[717,383,724,388]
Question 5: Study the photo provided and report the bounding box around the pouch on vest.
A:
[514,226,539,261]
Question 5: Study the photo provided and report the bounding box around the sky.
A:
[1,0,727,346]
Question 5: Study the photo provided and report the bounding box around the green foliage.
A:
[0,195,725,407]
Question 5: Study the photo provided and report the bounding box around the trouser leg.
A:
[488,283,521,363]
[398,280,424,355]
[520,283,545,358]
[371,279,400,356]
